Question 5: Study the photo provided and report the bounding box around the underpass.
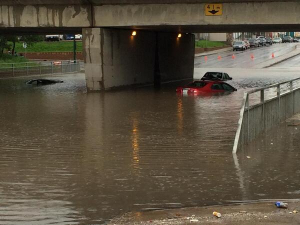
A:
[2,0,300,224]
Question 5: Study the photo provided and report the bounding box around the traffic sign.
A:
[205,4,223,16]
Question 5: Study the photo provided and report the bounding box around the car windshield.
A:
[188,81,207,88]
[204,72,222,79]
[234,41,243,45]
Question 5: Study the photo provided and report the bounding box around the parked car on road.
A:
[176,80,237,95]
[273,37,282,43]
[75,34,82,40]
[293,37,300,42]
[257,37,267,46]
[233,41,246,51]
[201,72,232,81]
[45,35,63,42]
[266,37,273,45]
[249,38,260,47]
[282,36,293,43]
[243,40,250,49]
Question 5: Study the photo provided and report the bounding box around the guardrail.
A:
[0,60,81,78]
[233,77,300,154]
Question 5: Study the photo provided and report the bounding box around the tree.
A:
[6,35,18,55]
[21,35,44,47]
[0,36,9,55]
[0,35,43,56]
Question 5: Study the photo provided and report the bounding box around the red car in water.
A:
[176,80,237,95]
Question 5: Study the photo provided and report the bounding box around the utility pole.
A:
[73,34,77,62]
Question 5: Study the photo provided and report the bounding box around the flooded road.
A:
[1,69,300,224]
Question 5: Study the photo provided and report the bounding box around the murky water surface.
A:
[0,70,300,224]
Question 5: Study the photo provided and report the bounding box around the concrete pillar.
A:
[83,28,195,91]
[83,28,103,91]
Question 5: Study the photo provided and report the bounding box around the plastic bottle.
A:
[275,202,288,208]
[213,211,222,218]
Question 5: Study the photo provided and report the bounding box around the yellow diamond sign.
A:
[205,4,223,16]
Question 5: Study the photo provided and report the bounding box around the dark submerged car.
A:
[26,79,64,85]
[201,72,232,81]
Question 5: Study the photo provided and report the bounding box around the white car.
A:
[273,37,282,43]
[45,35,63,41]
[75,34,82,40]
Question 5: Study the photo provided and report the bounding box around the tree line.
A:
[0,35,43,56]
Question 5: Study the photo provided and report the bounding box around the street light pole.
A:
[73,34,77,62]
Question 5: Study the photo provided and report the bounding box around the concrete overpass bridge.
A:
[1,0,300,91]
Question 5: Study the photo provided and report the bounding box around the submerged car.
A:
[201,72,232,81]
[176,80,237,95]
[26,79,63,85]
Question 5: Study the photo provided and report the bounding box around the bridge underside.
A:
[2,24,300,35]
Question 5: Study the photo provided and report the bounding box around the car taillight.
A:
[189,89,198,93]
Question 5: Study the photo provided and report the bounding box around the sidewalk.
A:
[108,200,300,225]
[195,47,232,57]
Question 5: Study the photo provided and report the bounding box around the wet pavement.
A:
[109,200,300,225]
[195,43,298,68]
[1,45,300,224]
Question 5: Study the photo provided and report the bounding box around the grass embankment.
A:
[0,54,30,68]
[14,41,83,53]
[195,40,228,48]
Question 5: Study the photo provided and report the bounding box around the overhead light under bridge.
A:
[132,31,137,36]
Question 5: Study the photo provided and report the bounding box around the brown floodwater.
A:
[0,71,300,224]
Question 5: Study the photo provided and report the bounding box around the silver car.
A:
[233,41,246,51]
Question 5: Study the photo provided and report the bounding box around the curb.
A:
[195,47,232,57]
[265,52,300,68]
[254,44,300,69]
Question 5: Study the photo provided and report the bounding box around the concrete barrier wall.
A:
[233,80,300,153]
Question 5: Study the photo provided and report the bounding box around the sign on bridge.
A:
[205,4,223,16]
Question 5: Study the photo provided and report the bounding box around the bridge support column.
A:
[83,28,194,91]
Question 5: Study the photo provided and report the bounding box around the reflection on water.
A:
[1,71,300,224]
[131,116,140,170]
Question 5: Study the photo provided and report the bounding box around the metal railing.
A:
[233,77,300,154]
[0,60,81,78]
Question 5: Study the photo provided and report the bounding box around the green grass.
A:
[0,54,29,66]
[14,41,83,53]
[0,54,41,68]
[195,40,228,48]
